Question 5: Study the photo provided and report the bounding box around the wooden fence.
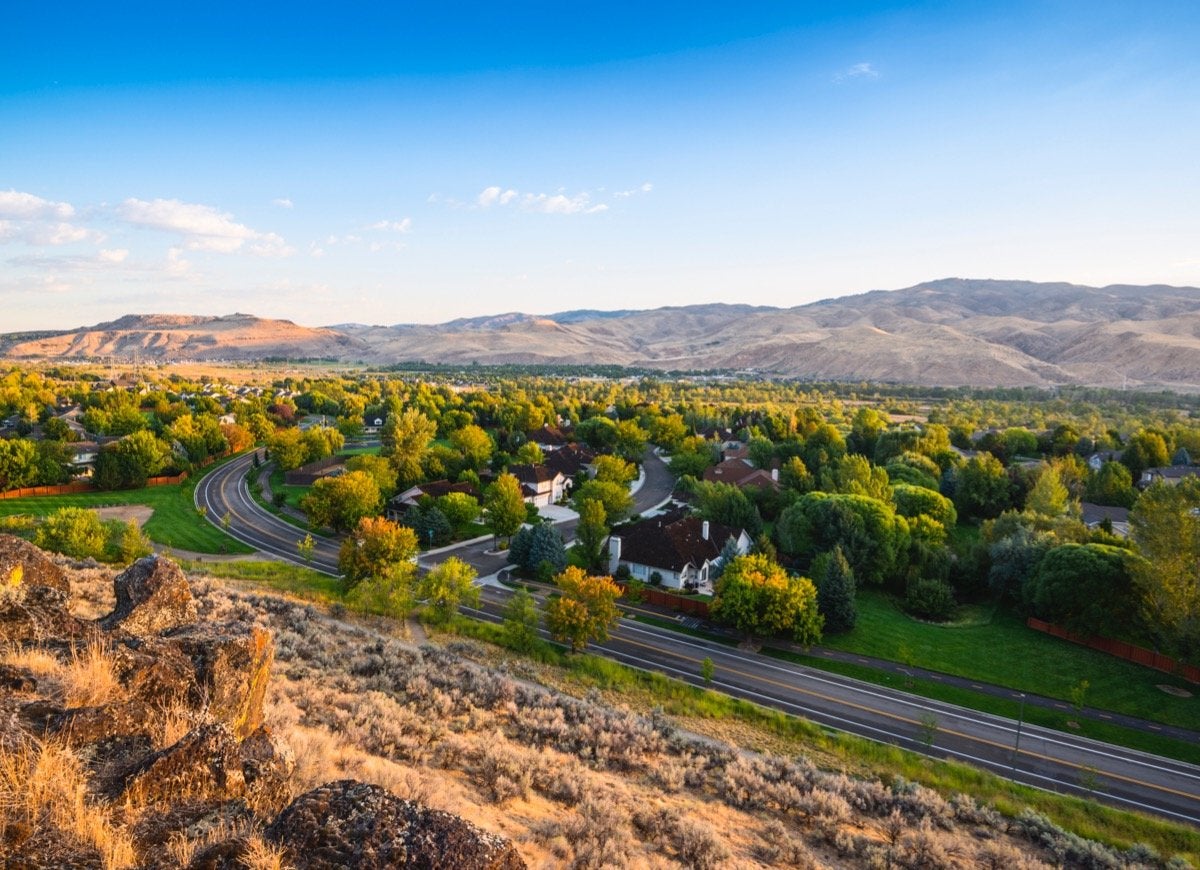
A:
[0,471,187,500]
[1027,617,1200,684]
[618,583,711,618]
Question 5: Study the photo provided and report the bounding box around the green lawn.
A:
[267,467,310,510]
[0,464,253,555]
[824,589,1200,732]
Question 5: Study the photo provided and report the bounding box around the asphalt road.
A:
[196,450,1200,827]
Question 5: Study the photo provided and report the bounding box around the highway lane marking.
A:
[462,603,1200,826]
[614,620,1200,782]
[583,636,1200,826]
[608,631,1200,805]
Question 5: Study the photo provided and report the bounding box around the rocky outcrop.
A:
[100,554,197,635]
[265,780,527,870]
[0,544,525,869]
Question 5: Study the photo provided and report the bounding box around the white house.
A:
[606,508,750,593]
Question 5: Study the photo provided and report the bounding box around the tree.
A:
[118,519,153,564]
[301,470,382,533]
[220,421,254,454]
[436,491,480,527]
[543,566,622,652]
[34,507,107,559]
[337,515,418,591]
[484,472,527,542]
[776,492,909,588]
[691,481,764,537]
[593,454,636,486]
[574,497,609,571]
[501,587,541,652]
[819,453,891,502]
[381,406,438,486]
[1085,461,1137,509]
[417,556,479,624]
[572,479,634,524]
[1026,543,1132,637]
[1130,478,1200,658]
[1122,430,1170,480]
[266,428,309,472]
[814,545,857,634]
[407,504,453,548]
[450,424,493,470]
[508,522,567,577]
[891,483,957,528]
[954,453,1012,521]
[0,438,37,491]
[346,454,398,498]
[711,553,822,646]
[613,419,649,462]
[93,430,171,490]
[297,533,315,565]
[779,456,813,493]
[1025,464,1070,518]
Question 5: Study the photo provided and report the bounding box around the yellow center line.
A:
[611,632,1200,803]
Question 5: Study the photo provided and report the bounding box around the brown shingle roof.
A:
[613,508,739,573]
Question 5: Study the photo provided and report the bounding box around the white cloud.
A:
[0,190,75,220]
[368,218,413,233]
[119,197,293,256]
[272,197,294,208]
[9,248,131,271]
[615,182,654,198]
[99,248,128,263]
[476,186,606,215]
[834,62,880,83]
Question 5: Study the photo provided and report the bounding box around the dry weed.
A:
[64,636,120,708]
[0,737,137,869]
[242,835,292,870]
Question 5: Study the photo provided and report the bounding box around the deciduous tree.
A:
[302,470,382,533]
[484,472,527,542]
[543,566,621,652]
[338,515,418,590]
[711,553,822,646]
[417,556,479,623]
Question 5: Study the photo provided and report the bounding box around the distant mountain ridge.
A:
[4,278,1200,389]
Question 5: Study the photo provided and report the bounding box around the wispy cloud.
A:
[476,186,607,215]
[834,62,880,83]
[0,190,75,220]
[368,218,412,233]
[9,248,131,271]
[272,197,294,208]
[614,182,654,198]
[119,197,293,256]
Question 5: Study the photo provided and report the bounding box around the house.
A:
[1081,502,1131,538]
[1138,466,1200,488]
[283,455,346,486]
[1087,451,1122,472]
[508,464,568,507]
[70,441,101,476]
[702,457,779,490]
[544,444,596,479]
[606,508,751,592]
[386,479,481,521]
[527,424,572,452]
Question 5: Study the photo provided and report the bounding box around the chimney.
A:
[701,520,710,541]
[771,467,779,482]
[607,536,622,574]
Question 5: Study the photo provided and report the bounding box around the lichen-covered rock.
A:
[111,634,198,706]
[120,723,246,806]
[0,583,88,644]
[185,838,253,870]
[266,780,527,870]
[240,726,296,813]
[134,800,253,869]
[100,555,197,636]
[0,533,69,598]
[0,662,37,693]
[54,698,158,747]
[165,622,274,739]
[1,824,104,869]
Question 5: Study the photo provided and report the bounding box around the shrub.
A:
[34,507,107,559]
[903,577,956,621]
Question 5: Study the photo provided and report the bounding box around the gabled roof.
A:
[613,508,740,573]
[1081,502,1130,526]
[545,444,595,477]
[702,458,778,489]
[508,463,563,485]
[1142,466,1200,480]
[390,479,480,506]
[527,425,571,447]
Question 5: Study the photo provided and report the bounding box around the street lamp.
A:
[1011,692,1027,772]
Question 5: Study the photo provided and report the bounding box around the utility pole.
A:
[1011,692,1027,772]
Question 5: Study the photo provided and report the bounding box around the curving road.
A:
[196,450,1200,827]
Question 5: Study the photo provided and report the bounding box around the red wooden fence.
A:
[617,583,711,618]
[1027,617,1200,684]
[0,471,187,500]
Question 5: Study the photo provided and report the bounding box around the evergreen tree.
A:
[814,545,857,634]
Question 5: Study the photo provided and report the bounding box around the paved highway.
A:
[196,450,1200,826]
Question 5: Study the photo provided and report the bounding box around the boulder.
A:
[0,662,37,693]
[240,726,296,813]
[0,583,89,645]
[165,622,274,739]
[133,799,253,868]
[1,825,104,869]
[120,723,246,806]
[266,780,526,870]
[100,555,197,636]
[111,635,198,707]
[0,533,69,597]
[55,699,159,748]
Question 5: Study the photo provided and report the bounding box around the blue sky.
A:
[2,2,1198,330]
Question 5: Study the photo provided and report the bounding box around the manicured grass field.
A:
[824,589,1200,732]
[0,466,253,555]
[267,467,310,510]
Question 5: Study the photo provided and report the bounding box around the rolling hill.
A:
[5,279,1200,389]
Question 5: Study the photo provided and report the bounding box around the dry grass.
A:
[64,636,120,708]
[242,835,292,870]
[0,738,137,869]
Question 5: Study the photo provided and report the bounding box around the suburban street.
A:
[196,450,1200,827]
